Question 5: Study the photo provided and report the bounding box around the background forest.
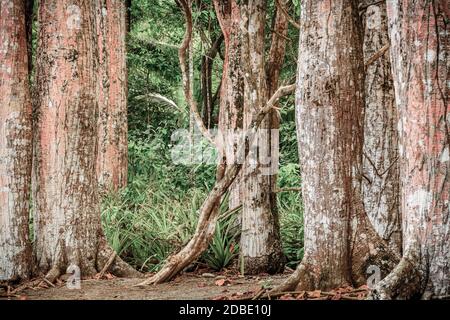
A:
[109,0,303,272]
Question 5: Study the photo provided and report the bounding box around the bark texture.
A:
[239,0,285,275]
[201,34,222,129]
[33,0,138,280]
[372,0,449,299]
[275,0,399,292]
[294,0,364,290]
[96,0,128,192]
[0,0,33,281]
[25,0,34,75]
[214,0,244,213]
[361,0,402,255]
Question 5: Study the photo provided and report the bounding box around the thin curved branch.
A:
[364,44,390,69]
[178,0,217,146]
[134,93,187,114]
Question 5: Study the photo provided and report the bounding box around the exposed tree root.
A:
[268,261,315,294]
[350,196,401,286]
[40,238,142,283]
[97,239,142,278]
[44,266,61,283]
[268,198,401,296]
[368,250,422,300]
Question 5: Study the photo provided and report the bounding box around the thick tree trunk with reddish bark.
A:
[97,0,128,192]
[33,0,138,280]
[294,0,364,290]
[372,0,449,300]
[239,0,285,274]
[274,0,399,292]
[0,0,33,281]
[361,1,401,254]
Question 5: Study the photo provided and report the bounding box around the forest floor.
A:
[1,268,371,300]
[0,270,289,300]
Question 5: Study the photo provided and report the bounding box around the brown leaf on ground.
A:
[215,278,231,286]
[307,290,322,298]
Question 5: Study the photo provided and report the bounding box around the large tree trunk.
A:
[361,1,401,254]
[239,0,285,275]
[274,0,399,292]
[293,0,364,290]
[372,0,449,300]
[96,0,128,192]
[33,0,138,281]
[0,0,33,281]
[214,0,244,213]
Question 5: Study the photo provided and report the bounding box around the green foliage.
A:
[277,164,304,268]
[100,0,304,273]
[202,216,240,271]
[127,0,186,137]
[101,180,203,272]
[102,133,304,272]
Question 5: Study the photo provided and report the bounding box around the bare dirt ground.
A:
[0,272,288,300]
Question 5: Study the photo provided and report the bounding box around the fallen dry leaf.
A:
[307,290,322,298]
[215,278,231,286]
